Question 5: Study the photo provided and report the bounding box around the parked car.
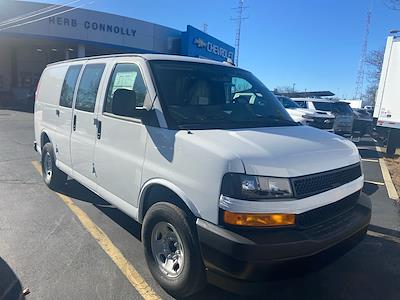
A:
[352,108,373,137]
[294,99,354,135]
[276,96,335,131]
[34,54,371,297]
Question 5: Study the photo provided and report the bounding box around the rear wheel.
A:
[41,142,67,190]
[142,202,206,298]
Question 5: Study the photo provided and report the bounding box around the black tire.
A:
[41,142,67,190]
[142,202,206,298]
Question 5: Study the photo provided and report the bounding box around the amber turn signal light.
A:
[223,211,295,227]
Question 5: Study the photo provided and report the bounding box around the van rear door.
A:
[70,63,106,182]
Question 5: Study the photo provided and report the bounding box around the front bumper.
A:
[334,124,353,135]
[307,118,335,131]
[197,192,371,284]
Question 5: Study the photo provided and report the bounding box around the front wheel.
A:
[41,142,67,190]
[142,202,206,298]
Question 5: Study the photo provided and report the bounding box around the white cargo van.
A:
[276,96,335,131]
[294,98,354,135]
[34,54,371,297]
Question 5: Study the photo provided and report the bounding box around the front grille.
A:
[310,118,334,130]
[296,191,360,229]
[292,163,362,199]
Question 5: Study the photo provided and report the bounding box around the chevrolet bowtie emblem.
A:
[193,38,206,48]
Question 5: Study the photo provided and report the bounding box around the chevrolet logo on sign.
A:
[193,38,206,48]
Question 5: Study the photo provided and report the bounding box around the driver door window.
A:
[104,63,147,119]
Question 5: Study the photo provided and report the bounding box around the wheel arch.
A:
[138,179,200,223]
[40,130,52,150]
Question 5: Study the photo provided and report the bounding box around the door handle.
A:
[96,120,102,139]
[73,115,77,131]
[56,109,60,117]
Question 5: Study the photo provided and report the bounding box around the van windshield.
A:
[313,101,354,116]
[278,96,300,109]
[149,61,297,130]
[313,101,333,112]
[333,102,354,115]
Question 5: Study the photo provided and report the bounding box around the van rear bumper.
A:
[196,193,371,284]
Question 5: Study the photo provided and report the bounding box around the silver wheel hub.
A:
[150,222,185,278]
[43,152,52,181]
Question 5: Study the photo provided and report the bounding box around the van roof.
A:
[293,98,338,103]
[47,53,236,68]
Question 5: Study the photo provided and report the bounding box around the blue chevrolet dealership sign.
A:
[181,26,235,62]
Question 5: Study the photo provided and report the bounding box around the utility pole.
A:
[203,23,208,33]
[354,6,372,100]
[231,0,248,66]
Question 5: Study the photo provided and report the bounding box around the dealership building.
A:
[0,0,235,105]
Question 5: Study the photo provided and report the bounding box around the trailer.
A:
[374,32,400,156]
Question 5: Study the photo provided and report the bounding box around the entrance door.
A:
[70,63,106,182]
[93,62,148,207]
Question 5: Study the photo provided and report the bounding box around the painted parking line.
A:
[357,146,378,150]
[367,230,400,244]
[375,146,384,154]
[361,158,379,163]
[364,180,385,186]
[374,147,400,201]
[31,161,161,300]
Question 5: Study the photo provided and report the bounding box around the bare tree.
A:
[365,49,385,84]
[363,48,385,106]
[384,0,400,10]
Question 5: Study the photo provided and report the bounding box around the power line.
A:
[0,1,95,32]
[354,6,372,100]
[231,0,248,66]
[0,0,81,28]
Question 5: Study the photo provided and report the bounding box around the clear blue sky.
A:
[30,0,400,98]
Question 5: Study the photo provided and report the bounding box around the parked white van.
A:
[294,98,354,135]
[34,54,371,297]
[276,95,335,131]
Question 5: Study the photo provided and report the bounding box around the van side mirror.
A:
[141,109,159,127]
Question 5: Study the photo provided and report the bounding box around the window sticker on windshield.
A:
[112,71,137,94]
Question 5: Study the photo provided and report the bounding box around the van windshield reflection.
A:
[150,61,297,130]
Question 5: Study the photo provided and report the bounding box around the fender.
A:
[138,178,201,222]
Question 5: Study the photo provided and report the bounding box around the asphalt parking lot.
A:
[1,110,400,300]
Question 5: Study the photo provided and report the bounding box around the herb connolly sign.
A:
[48,17,137,37]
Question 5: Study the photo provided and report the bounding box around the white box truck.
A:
[374,31,400,156]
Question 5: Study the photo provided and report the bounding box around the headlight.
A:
[221,173,293,200]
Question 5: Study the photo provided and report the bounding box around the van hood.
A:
[189,126,359,177]
[288,108,334,118]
